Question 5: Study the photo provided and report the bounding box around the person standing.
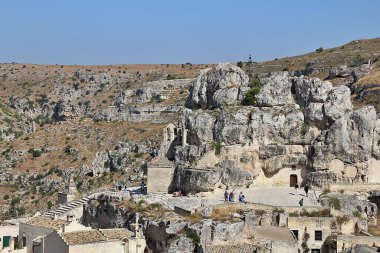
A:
[299,198,304,207]
[224,189,229,202]
[304,184,309,197]
[295,183,299,195]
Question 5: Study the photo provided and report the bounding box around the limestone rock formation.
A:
[170,63,380,192]
[186,63,249,109]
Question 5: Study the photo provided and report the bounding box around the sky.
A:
[1,0,380,65]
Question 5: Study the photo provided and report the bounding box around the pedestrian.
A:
[224,189,229,202]
[229,191,234,202]
[239,192,245,203]
[299,198,304,207]
[304,184,309,197]
[295,183,299,195]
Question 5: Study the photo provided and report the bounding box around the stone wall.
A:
[147,166,174,193]
[70,240,123,253]
[336,235,380,252]
[18,223,54,253]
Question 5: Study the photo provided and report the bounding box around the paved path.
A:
[166,187,320,212]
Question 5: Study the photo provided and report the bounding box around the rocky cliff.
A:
[171,63,380,192]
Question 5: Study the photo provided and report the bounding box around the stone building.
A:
[18,217,90,253]
[287,216,335,252]
[57,177,78,205]
[147,123,183,193]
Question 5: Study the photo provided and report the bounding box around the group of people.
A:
[294,183,309,196]
[224,189,246,203]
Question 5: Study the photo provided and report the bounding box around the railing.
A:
[309,190,319,206]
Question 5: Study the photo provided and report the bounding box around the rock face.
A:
[170,63,380,192]
[186,63,249,109]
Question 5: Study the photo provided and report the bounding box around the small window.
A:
[291,230,299,240]
[315,230,322,241]
[311,250,320,253]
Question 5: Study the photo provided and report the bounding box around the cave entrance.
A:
[290,174,298,187]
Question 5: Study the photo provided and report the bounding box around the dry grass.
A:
[368,216,380,236]
[210,205,244,222]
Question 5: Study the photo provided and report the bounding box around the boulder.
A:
[186,63,249,109]
[292,77,332,106]
[323,85,352,122]
[256,72,294,106]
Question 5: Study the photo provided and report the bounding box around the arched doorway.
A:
[290,174,298,187]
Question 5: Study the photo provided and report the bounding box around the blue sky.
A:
[1,0,379,65]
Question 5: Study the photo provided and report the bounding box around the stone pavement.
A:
[167,187,320,213]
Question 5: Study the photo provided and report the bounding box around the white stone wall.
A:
[18,223,54,253]
[147,166,174,193]
[70,241,123,253]
[253,166,307,187]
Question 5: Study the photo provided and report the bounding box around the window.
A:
[311,250,320,253]
[291,230,299,240]
[314,230,322,241]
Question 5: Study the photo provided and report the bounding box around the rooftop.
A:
[100,228,133,240]
[62,228,133,246]
[26,217,70,230]
[206,244,256,253]
[62,230,105,245]
[254,226,295,242]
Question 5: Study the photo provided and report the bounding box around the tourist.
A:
[295,183,299,195]
[140,181,145,194]
[299,198,304,207]
[239,192,245,203]
[224,189,229,202]
[229,191,235,202]
[304,184,309,197]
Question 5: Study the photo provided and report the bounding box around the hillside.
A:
[1,38,380,220]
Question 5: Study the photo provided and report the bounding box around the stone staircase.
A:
[44,196,90,219]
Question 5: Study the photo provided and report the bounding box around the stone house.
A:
[287,216,335,253]
[18,217,90,253]
[33,228,136,253]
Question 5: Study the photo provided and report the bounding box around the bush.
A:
[316,47,324,53]
[186,230,200,244]
[301,123,310,135]
[166,74,177,80]
[352,210,361,217]
[282,67,289,71]
[211,142,222,156]
[329,197,341,210]
[32,149,42,158]
[64,145,72,154]
[244,86,261,105]
[237,61,243,68]
[3,195,9,200]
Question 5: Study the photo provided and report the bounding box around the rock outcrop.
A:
[170,63,380,192]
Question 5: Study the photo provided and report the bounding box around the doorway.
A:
[290,174,298,187]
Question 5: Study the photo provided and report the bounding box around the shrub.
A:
[352,210,361,217]
[64,145,72,154]
[282,67,289,71]
[3,195,9,200]
[301,123,310,135]
[186,230,200,244]
[237,61,243,68]
[316,47,324,53]
[211,142,222,156]
[244,86,260,105]
[329,197,341,210]
[47,201,53,210]
[104,160,110,168]
[166,74,177,80]
[32,149,42,158]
